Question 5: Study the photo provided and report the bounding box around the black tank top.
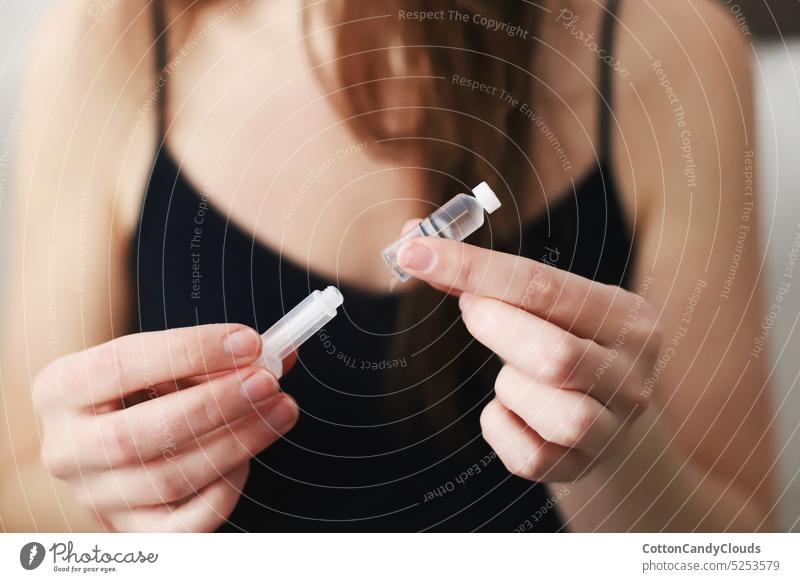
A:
[133,0,631,532]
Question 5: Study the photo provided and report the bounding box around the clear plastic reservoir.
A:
[255,286,344,377]
[382,182,501,282]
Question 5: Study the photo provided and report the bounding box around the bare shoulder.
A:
[21,0,157,217]
[616,0,752,110]
[26,0,156,111]
[610,0,754,217]
[619,0,751,87]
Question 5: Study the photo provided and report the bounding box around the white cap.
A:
[316,286,344,316]
[472,182,501,214]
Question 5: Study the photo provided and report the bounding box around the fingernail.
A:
[264,396,298,430]
[224,328,260,358]
[459,292,474,311]
[240,369,277,402]
[397,241,434,271]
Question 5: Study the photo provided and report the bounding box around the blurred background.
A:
[1,1,799,530]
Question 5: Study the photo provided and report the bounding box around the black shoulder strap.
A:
[598,0,621,162]
[151,0,168,138]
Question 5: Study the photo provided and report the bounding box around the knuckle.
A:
[31,373,54,411]
[638,300,659,326]
[462,252,485,291]
[460,300,480,331]
[443,246,474,290]
[180,338,204,374]
[79,342,127,406]
[198,323,238,358]
[275,404,299,434]
[32,357,72,410]
[90,343,124,390]
[625,316,648,344]
[524,263,559,310]
[39,444,70,478]
[197,391,226,432]
[509,451,543,481]
[100,416,138,466]
[107,341,128,389]
[479,405,492,434]
[629,385,653,414]
[542,340,582,386]
[479,400,501,435]
[631,301,661,345]
[538,275,561,309]
[493,366,514,400]
[461,300,492,338]
[557,407,594,449]
[151,468,189,503]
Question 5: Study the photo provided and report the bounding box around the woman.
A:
[1,0,775,531]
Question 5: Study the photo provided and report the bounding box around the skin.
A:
[34,325,298,532]
[0,0,775,531]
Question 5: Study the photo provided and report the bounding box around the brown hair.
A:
[307,1,539,410]
[310,0,537,224]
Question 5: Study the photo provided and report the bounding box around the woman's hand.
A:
[33,324,298,532]
[397,237,663,482]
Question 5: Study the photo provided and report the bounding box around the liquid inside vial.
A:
[382,193,488,282]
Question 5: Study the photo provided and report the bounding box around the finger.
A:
[480,399,591,482]
[396,218,453,295]
[70,367,280,469]
[396,236,651,345]
[106,463,249,532]
[494,366,619,453]
[460,295,635,411]
[78,395,297,510]
[56,324,263,409]
[181,351,295,385]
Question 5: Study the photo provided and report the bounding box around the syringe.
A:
[255,286,344,378]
